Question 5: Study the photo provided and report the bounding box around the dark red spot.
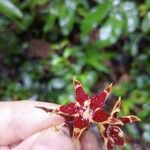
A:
[74,116,89,129]
[59,103,79,115]
[75,87,89,105]
[90,92,107,110]
[107,126,124,146]
[93,109,110,122]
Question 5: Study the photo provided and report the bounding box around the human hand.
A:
[0,101,99,150]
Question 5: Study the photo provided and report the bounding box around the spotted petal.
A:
[59,103,79,115]
[73,79,89,105]
[73,116,89,129]
[90,83,113,110]
[101,125,124,150]
[107,126,124,145]
[104,117,124,125]
[92,109,110,122]
[107,139,114,150]
[73,116,89,139]
[119,115,141,124]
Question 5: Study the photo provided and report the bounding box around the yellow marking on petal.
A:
[124,115,141,122]
[76,102,81,107]
[105,83,113,93]
[101,117,124,126]
[111,97,121,116]
[73,79,82,89]
[83,100,90,107]
[54,123,65,132]
[132,115,141,122]
[73,127,86,139]
[102,83,113,102]
[98,124,105,139]
[118,129,124,138]
[99,124,109,150]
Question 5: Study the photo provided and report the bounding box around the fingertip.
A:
[12,127,78,150]
[32,127,77,150]
[12,101,65,140]
[0,101,65,145]
[80,131,99,150]
[72,138,81,150]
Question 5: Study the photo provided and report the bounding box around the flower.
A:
[98,97,141,150]
[36,79,141,149]
[36,79,122,139]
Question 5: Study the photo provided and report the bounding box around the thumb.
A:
[0,101,64,145]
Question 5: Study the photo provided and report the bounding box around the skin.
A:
[0,101,99,150]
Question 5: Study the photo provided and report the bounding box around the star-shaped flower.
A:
[98,97,141,150]
[37,79,122,139]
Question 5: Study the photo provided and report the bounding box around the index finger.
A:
[0,101,64,145]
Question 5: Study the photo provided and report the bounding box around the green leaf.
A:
[0,0,23,19]
[30,0,48,8]
[138,108,150,120]
[16,14,33,31]
[98,11,123,47]
[122,100,134,115]
[50,78,65,89]
[113,84,128,97]
[59,0,77,35]
[121,1,139,33]
[141,11,150,33]
[81,0,113,35]
[146,0,150,8]
[43,13,56,33]
[84,49,110,73]
[77,71,98,90]
[49,0,62,17]
[126,124,140,138]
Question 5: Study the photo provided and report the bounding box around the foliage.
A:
[0,0,150,147]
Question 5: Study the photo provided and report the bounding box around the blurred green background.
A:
[0,0,150,149]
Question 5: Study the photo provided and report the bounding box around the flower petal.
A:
[107,139,114,150]
[35,106,54,113]
[99,124,121,150]
[74,116,89,129]
[59,103,79,115]
[73,127,87,139]
[73,79,89,105]
[111,97,121,116]
[104,117,124,126]
[92,109,110,122]
[106,125,124,146]
[119,115,141,124]
[64,116,74,137]
[73,116,89,139]
[90,83,112,110]
[101,125,124,150]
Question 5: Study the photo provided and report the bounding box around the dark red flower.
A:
[99,97,141,150]
[37,79,122,139]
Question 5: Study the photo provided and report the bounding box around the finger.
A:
[0,142,21,150]
[12,127,81,150]
[0,101,64,145]
[80,131,99,150]
[0,146,10,150]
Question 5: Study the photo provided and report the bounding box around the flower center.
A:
[82,107,93,119]
[79,100,93,120]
